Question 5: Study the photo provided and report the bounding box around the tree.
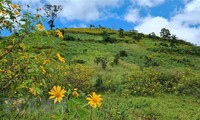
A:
[43,5,63,30]
[160,28,171,40]
[89,24,95,29]
[170,34,177,49]
[118,28,124,38]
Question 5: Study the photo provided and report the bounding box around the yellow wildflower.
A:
[11,4,20,9]
[6,70,12,74]
[72,91,79,97]
[43,59,50,64]
[2,21,7,26]
[14,11,20,16]
[86,92,102,109]
[56,53,65,63]
[48,86,66,104]
[37,24,44,31]
[72,88,79,97]
[56,30,63,38]
[0,10,7,15]
[40,66,46,74]
[29,87,36,96]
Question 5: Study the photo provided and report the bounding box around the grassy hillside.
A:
[0,28,200,120]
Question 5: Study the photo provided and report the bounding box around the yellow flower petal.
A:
[49,96,55,99]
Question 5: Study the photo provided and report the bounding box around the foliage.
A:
[118,28,124,38]
[0,0,21,32]
[119,50,128,57]
[144,54,160,67]
[63,34,76,41]
[64,28,117,35]
[160,28,171,40]
[94,77,105,92]
[64,64,95,91]
[94,57,108,70]
[120,67,200,97]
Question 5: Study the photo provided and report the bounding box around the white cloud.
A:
[172,0,200,26]
[13,0,122,21]
[135,16,168,34]
[131,0,165,7]
[133,0,200,45]
[45,0,121,21]
[124,8,141,23]
[134,16,200,45]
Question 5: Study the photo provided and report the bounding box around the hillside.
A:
[0,28,200,120]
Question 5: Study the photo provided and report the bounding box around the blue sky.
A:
[2,0,200,45]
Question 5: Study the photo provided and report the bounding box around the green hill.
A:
[0,28,200,120]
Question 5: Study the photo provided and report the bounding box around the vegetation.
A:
[1,1,200,119]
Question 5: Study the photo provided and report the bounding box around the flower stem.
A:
[90,107,93,120]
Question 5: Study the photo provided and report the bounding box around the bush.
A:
[72,59,86,64]
[120,68,200,97]
[94,57,108,70]
[119,50,128,57]
[63,35,76,41]
[144,55,160,67]
[103,36,117,43]
[112,53,120,65]
[64,64,94,91]
[102,31,117,43]
[132,34,142,41]
[120,68,162,96]
[94,77,105,92]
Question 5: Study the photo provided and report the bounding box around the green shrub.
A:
[94,77,105,92]
[63,35,76,41]
[112,53,120,65]
[120,68,200,97]
[119,50,128,57]
[120,68,162,96]
[64,64,94,91]
[72,59,86,64]
[144,55,160,67]
[177,73,200,97]
[94,57,108,70]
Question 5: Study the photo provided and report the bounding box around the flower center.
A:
[55,92,61,97]
[93,97,98,102]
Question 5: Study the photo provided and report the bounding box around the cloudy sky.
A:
[2,0,200,45]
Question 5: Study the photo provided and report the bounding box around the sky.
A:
[2,0,200,45]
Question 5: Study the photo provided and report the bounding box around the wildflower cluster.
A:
[47,85,103,109]
[56,30,63,38]
[0,2,21,31]
[29,87,36,96]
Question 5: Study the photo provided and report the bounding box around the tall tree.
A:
[160,28,171,40]
[43,5,63,30]
[118,28,124,38]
